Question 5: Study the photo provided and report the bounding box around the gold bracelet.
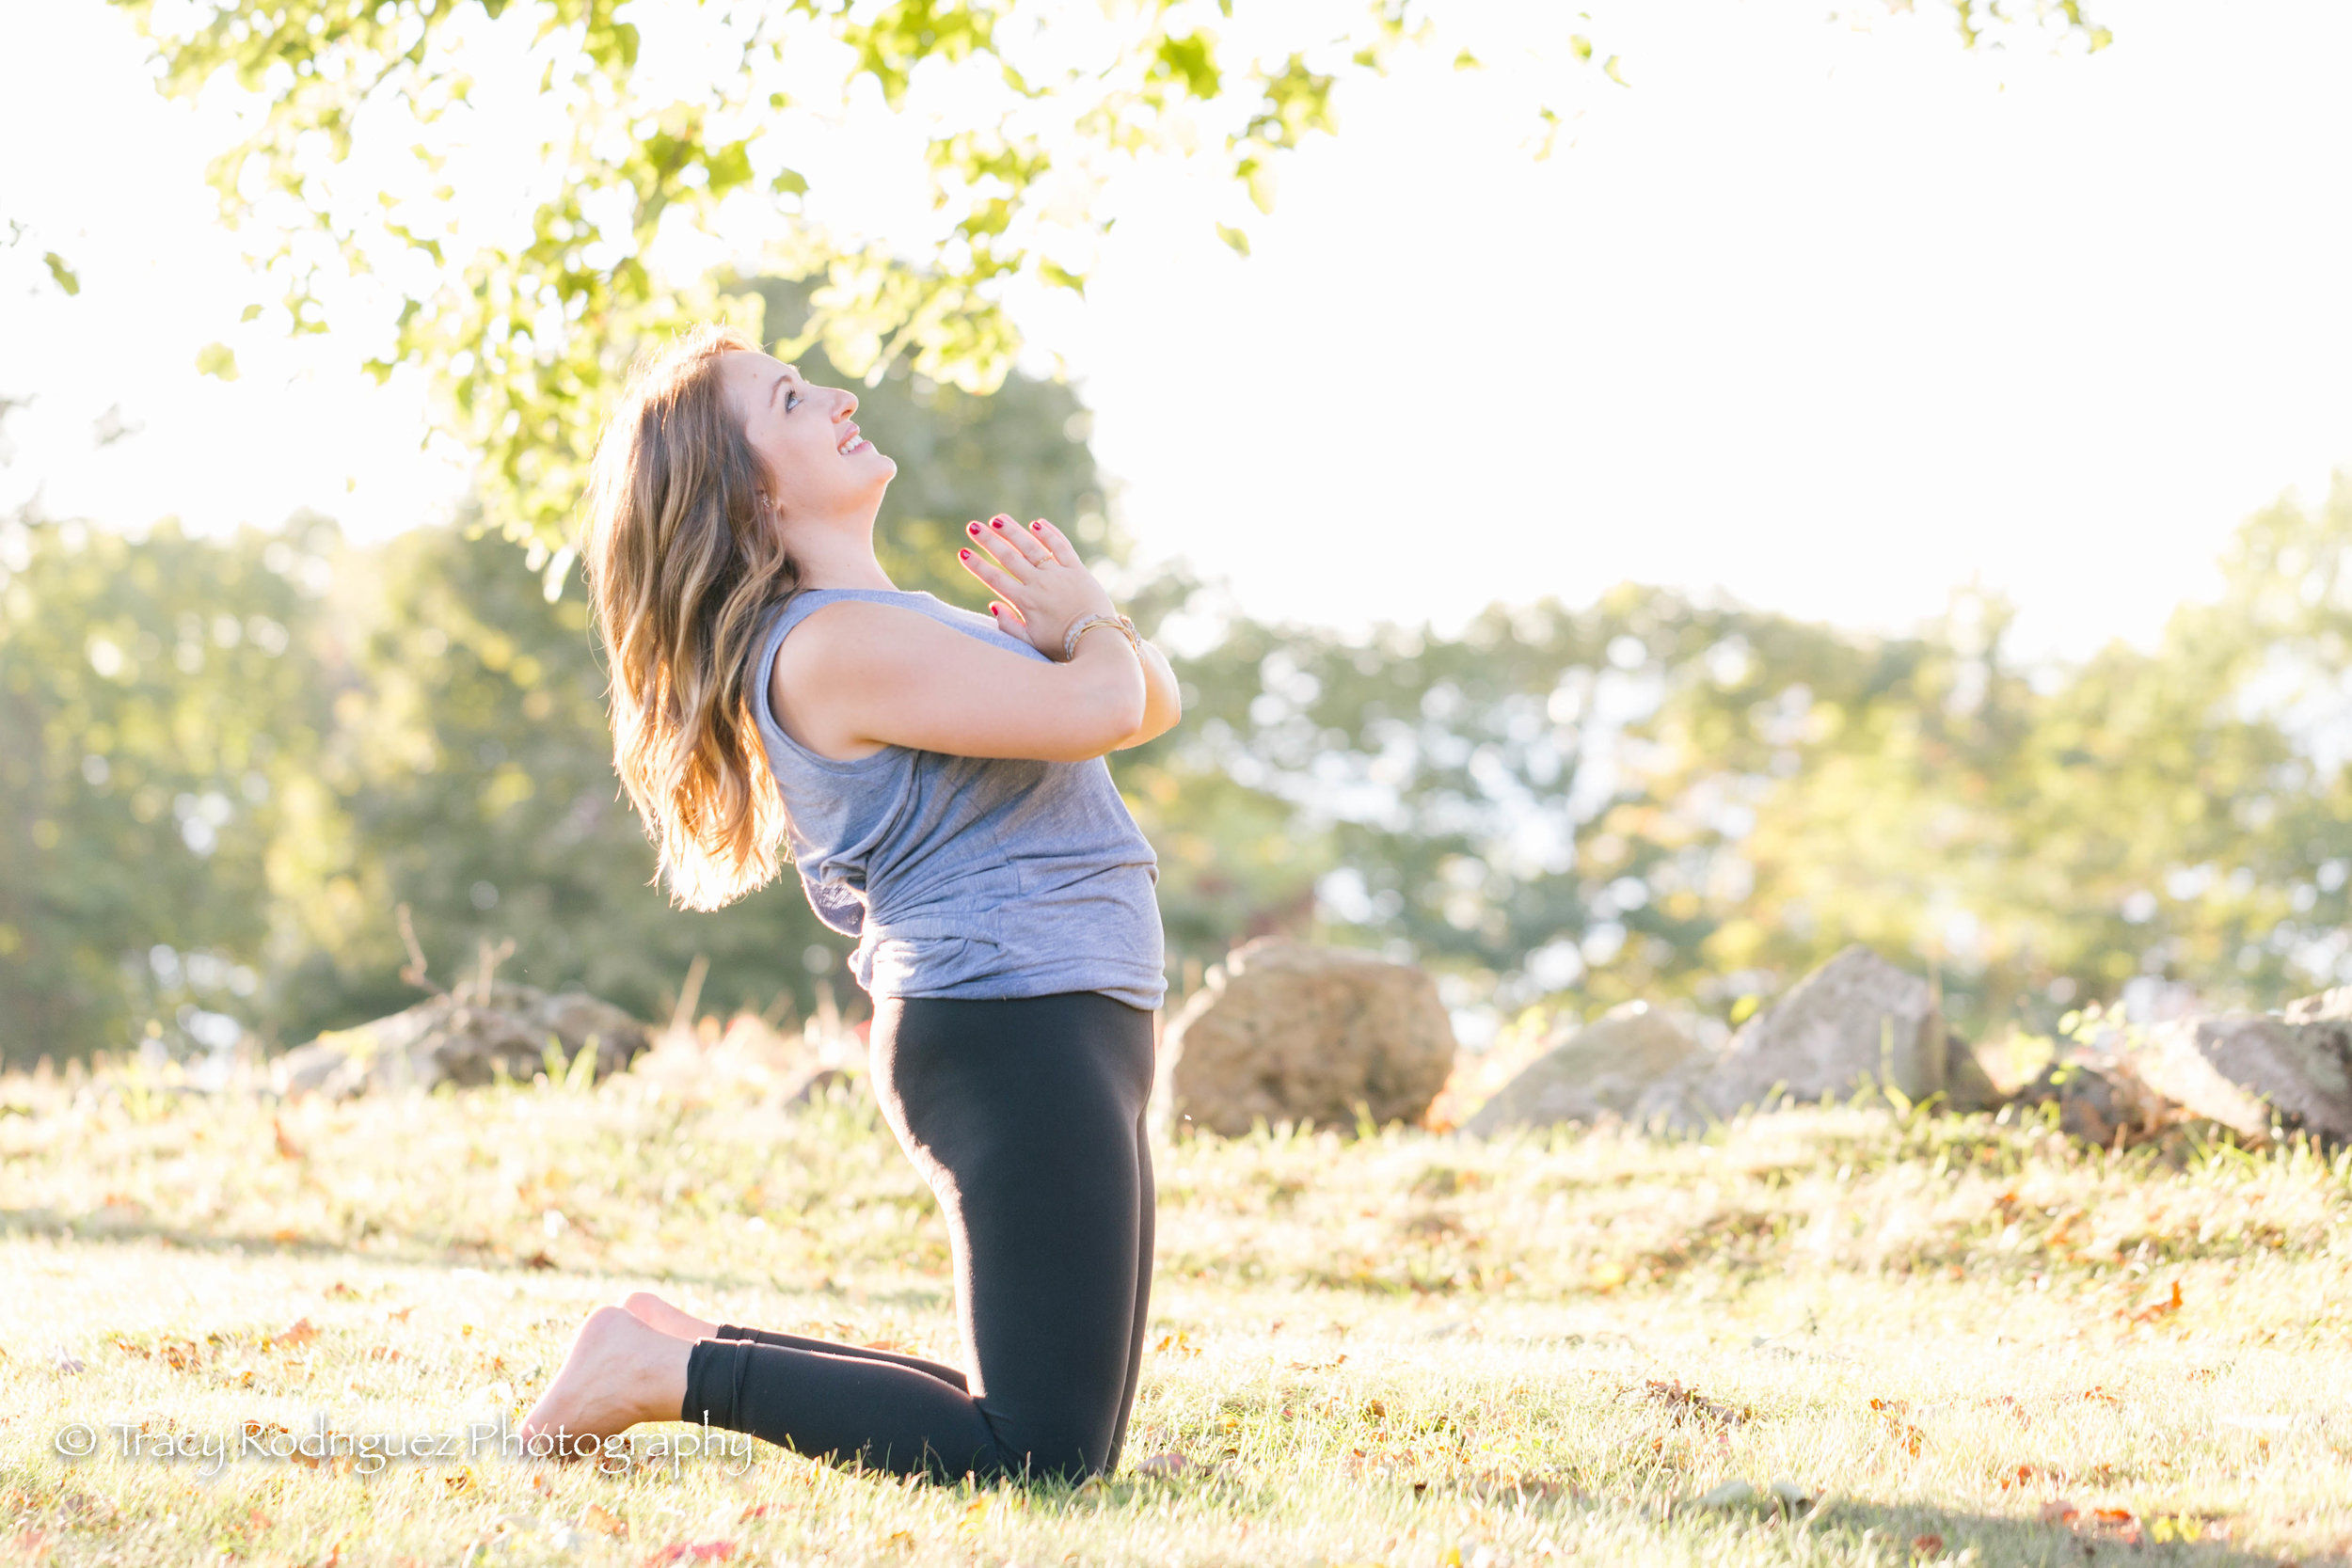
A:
[1061,611,1141,663]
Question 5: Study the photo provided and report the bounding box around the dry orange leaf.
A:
[276,1318,319,1348]
[581,1504,628,1539]
[2122,1280,2184,1325]
[1911,1533,1944,1558]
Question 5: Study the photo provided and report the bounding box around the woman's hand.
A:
[956,515,1118,660]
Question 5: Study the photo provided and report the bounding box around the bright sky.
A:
[5,0,2349,663]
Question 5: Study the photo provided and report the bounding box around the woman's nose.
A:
[837,390,858,420]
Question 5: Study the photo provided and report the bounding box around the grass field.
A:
[4,1039,2350,1568]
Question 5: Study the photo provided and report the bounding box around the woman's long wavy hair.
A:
[580,324,801,911]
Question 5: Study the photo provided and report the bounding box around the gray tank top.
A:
[748,586,1167,1012]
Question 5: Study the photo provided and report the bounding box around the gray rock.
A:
[2015,1054,2183,1148]
[273,984,649,1098]
[1698,946,1993,1118]
[1159,938,1455,1136]
[1462,1003,1708,1134]
[2130,1012,2352,1146]
[2282,987,2352,1024]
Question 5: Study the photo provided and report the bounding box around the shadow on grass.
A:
[1391,1476,2292,1568]
[0,1206,945,1311]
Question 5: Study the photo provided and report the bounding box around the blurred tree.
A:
[0,514,326,1066]
[1132,479,2352,1040]
[110,0,2107,549]
[1624,477,2352,1037]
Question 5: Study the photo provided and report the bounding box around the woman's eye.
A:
[784,390,800,411]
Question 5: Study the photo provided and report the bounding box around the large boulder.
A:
[273,983,649,1098]
[1159,938,1455,1135]
[1697,946,1999,1118]
[1463,1003,1710,1134]
[2128,1010,2352,1146]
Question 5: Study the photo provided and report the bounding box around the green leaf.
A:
[41,252,79,296]
[1039,260,1087,297]
[772,167,808,197]
[239,303,263,323]
[1215,223,1250,257]
[194,342,240,381]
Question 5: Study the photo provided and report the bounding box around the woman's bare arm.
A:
[1110,636,1181,750]
[771,599,1146,764]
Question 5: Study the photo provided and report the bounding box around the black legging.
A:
[679,990,1157,1482]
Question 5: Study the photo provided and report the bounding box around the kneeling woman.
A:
[517,325,1180,1483]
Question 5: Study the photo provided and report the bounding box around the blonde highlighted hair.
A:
[580,324,800,911]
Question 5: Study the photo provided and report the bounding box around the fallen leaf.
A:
[276,1318,319,1349]
[384,1306,415,1323]
[1645,1380,1750,1426]
[642,1544,736,1567]
[1134,1452,1190,1477]
[1911,1533,1945,1559]
[2122,1280,2184,1325]
[1868,1398,1925,1455]
[2078,1386,2122,1406]
[582,1504,628,1539]
[273,1116,305,1160]
[2038,1499,2080,1526]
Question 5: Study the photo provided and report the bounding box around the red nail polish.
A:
[989,605,999,614]
[991,519,1004,530]
[1030,520,1042,531]
[967,523,979,535]
[960,548,970,559]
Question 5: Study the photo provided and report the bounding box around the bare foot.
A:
[621,1290,723,1341]
[517,1305,692,1460]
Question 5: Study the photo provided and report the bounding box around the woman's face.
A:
[718,349,895,524]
